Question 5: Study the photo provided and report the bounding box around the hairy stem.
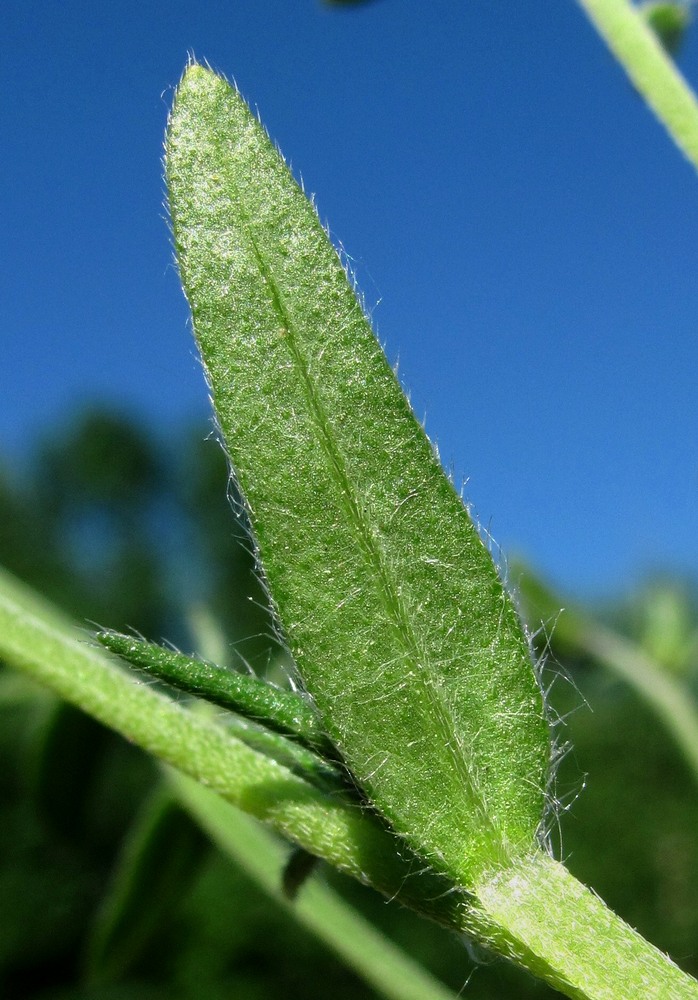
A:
[471,852,698,999]
[0,566,460,928]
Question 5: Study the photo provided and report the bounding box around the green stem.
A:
[578,0,698,170]
[0,566,459,929]
[471,852,698,1000]
[578,619,698,780]
[170,771,461,1000]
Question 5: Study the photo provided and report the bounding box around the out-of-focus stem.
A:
[579,0,698,170]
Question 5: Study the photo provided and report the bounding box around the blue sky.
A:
[3,0,698,598]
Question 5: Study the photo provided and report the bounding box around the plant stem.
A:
[578,619,698,780]
[578,0,698,170]
[0,566,459,928]
[470,852,698,1000]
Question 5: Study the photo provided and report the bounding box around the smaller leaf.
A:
[224,713,350,796]
[97,631,334,757]
[97,630,348,795]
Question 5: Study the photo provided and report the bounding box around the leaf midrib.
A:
[233,205,500,855]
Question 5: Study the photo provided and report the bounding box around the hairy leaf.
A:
[97,631,333,756]
[166,65,550,885]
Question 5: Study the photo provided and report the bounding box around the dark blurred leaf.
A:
[84,786,207,986]
[28,700,110,842]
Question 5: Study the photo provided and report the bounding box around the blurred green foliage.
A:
[1,408,696,998]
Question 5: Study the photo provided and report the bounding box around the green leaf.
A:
[165,64,550,886]
[84,785,206,985]
[96,630,334,757]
